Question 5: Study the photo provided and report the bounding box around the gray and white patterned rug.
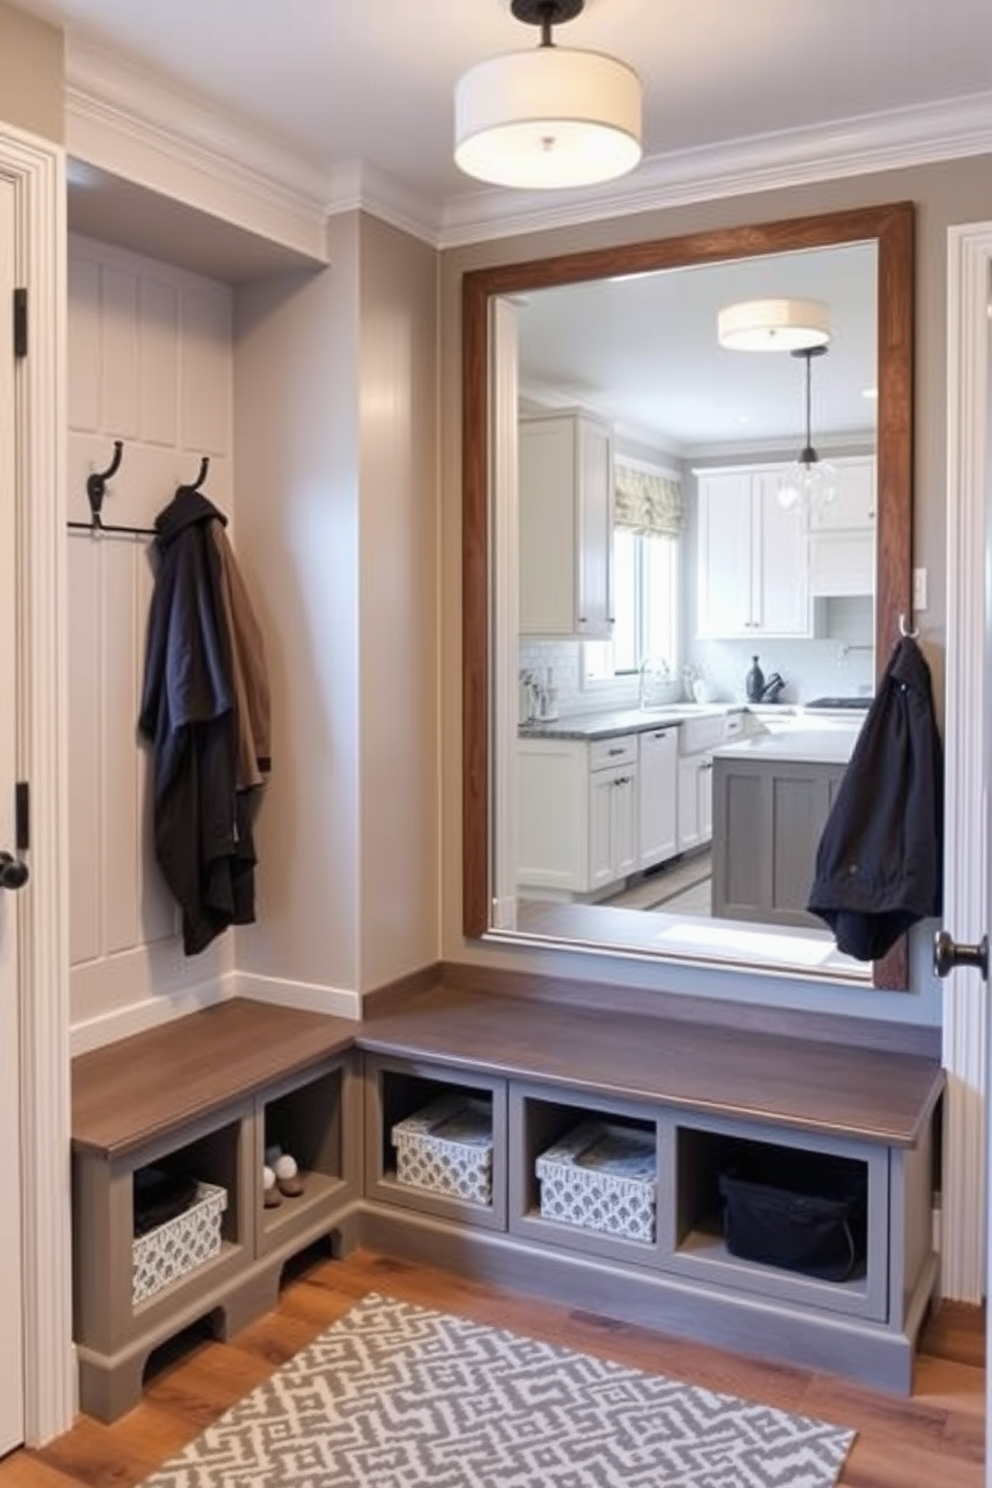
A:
[140,1292,855,1487]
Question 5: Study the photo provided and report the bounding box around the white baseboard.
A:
[70,972,236,1055]
[235,970,361,1021]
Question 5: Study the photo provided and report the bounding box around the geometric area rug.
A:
[138,1292,856,1487]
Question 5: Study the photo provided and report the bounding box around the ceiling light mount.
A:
[455,0,642,190]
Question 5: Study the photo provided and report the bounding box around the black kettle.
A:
[760,672,786,704]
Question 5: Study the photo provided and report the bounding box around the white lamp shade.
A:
[455,46,642,189]
[717,298,831,352]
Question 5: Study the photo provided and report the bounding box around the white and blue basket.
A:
[536,1121,657,1242]
[392,1093,493,1204]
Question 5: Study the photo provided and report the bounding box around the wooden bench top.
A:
[72,987,944,1158]
[72,1000,356,1157]
[359,986,943,1148]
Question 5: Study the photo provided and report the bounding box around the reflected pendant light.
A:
[778,346,838,511]
[455,0,642,190]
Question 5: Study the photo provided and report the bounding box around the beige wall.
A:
[440,154,992,1019]
[233,211,439,1001]
[0,0,62,144]
[357,214,440,992]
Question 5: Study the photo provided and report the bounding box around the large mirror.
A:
[463,204,913,990]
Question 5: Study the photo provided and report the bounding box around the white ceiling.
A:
[14,0,985,448]
[12,0,992,214]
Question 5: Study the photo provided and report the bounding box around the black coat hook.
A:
[177,456,210,496]
[85,439,124,523]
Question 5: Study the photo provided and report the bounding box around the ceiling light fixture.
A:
[778,345,837,512]
[454,0,642,190]
[717,298,831,352]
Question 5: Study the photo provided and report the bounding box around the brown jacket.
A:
[211,523,271,791]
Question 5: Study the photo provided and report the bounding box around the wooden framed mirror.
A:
[462,203,913,990]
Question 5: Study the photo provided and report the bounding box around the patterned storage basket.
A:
[132,1181,228,1305]
[536,1121,657,1242]
[391,1093,493,1204]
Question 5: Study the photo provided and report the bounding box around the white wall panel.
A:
[139,277,179,447]
[67,234,234,1041]
[181,288,231,456]
[100,266,140,439]
[66,540,100,967]
[67,254,99,432]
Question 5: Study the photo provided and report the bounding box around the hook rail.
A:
[67,440,158,537]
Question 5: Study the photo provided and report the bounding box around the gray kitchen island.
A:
[710,725,860,927]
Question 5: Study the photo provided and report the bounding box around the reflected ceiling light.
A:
[717,297,831,352]
[454,0,642,190]
[778,346,837,512]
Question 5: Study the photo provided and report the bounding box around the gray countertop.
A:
[518,704,738,742]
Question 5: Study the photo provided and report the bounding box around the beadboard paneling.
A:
[67,234,235,1038]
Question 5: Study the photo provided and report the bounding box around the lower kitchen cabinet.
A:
[637,726,678,867]
[517,734,638,897]
[677,752,713,852]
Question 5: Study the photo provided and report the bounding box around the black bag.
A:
[718,1153,867,1283]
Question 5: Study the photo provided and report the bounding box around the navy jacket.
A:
[806,636,942,960]
[138,489,257,955]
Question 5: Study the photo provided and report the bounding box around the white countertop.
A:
[712,727,859,766]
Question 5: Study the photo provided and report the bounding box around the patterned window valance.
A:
[614,464,684,537]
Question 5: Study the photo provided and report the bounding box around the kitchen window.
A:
[584,528,681,681]
[584,461,684,684]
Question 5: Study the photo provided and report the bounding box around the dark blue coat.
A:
[138,489,257,955]
[806,636,942,960]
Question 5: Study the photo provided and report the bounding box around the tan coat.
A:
[211,523,271,791]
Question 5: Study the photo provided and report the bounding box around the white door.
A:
[0,175,25,1456]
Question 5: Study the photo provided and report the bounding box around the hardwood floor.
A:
[0,1249,984,1487]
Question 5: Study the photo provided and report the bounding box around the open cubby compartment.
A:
[256,1053,356,1257]
[508,1081,661,1266]
[669,1113,890,1321]
[362,1054,507,1229]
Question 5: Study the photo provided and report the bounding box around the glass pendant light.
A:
[778,346,837,512]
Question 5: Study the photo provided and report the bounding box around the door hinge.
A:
[12,290,26,360]
[15,782,29,852]
[13,288,27,358]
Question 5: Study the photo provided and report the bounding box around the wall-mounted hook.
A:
[85,439,124,525]
[177,455,210,496]
[899,612,920,639]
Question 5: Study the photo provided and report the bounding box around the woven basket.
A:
[132,1181,228,1305]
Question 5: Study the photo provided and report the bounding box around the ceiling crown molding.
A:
[326,161,440,247]
[438,89,992,248]
[65,35,332,259]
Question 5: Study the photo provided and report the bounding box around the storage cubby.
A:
[670,1118,888,1320]
[71,1002,360,1423]
[508,1083,660,1266]
[257,1058,352,1257]
[363,1055,507,1229]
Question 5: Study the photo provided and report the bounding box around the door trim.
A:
[0,120,74,1443]
[942,220,992,1303]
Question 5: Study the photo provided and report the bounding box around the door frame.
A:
[942,219,992,1304]
[0,120,74,1443]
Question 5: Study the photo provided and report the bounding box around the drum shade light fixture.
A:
[717,297,832,352]
[455,0,642,190]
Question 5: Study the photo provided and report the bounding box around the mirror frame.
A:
[462,202,914,990]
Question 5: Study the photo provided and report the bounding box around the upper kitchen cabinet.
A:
[807,455,876,597]
[519,411,614,638]
[696,465,811,639]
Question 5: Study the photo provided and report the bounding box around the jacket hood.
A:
[155,488,227,548]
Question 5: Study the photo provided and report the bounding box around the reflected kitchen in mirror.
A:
[469,210,913,985]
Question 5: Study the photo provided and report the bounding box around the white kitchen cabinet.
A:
[677,753,714,854]
[517,734,637,897]
[695,465,811,638]
[519,411,614,639]
[807,456,876,597]
[638,726,678,868]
